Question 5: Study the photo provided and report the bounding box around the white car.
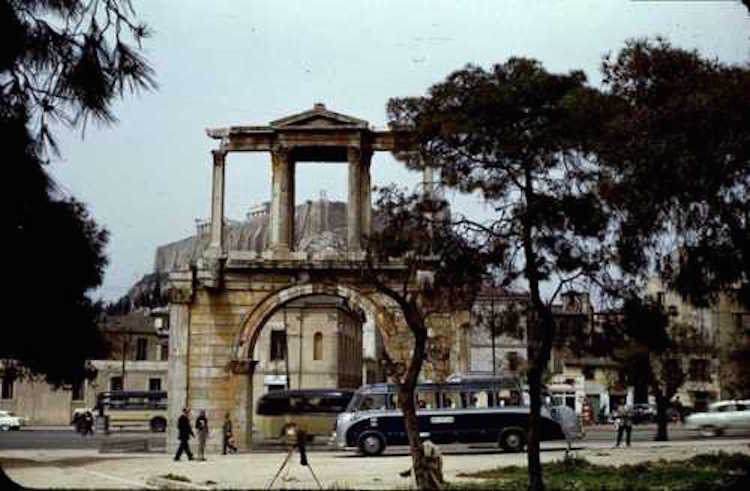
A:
[0,410,25,431]
[685,400,750,436]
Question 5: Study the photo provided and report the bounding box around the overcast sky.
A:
[48,0,749,301]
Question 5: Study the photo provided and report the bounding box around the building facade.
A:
[648,276,749,409]
[0,310,168,425]
[465,286,528,376]
[252,295,364,398]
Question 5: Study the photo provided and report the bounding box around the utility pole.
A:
[121,333,130,389]
[491,290,497,378]
[298,312,304,389]
[283,309,291,390]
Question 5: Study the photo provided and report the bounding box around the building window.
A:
[72,381,85,401]
[582,367,595,380]
[270,330,286,361]
[110,376,123,391]
[149,378,162,391]
[689,359,710,382]
[160,343,169,361]
[136,338,148,361]
[313,332,323,360]
[1,377,14,400]
[506,352,520,372]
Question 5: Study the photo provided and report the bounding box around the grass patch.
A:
[452,452,750,490]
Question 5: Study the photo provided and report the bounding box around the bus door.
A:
[462,389,493,442]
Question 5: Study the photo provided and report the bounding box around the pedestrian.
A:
[613,405,633,447]
[174,407,194,461]
[196,409,209,461]
[673,396,685,423]
[222,412,237,455]
[82,410,94,436]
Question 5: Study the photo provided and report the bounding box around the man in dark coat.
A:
[174,407,194,461]
[82,410,94,436]
[614,405,633,447]
[195,410,209,461]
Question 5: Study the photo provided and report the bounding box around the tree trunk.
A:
[654,391,669,441]
[398,305,442,490]
[521,168,551,491]
[526,364,545,491]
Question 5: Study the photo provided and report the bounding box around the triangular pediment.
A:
[270,104,369,129]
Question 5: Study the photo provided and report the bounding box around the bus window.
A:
[468,391,489,408]
[510,390,522,406]
[360,394,387,411]
[495,389,523,407]
[288,396,305,413]
[319,397,348,412]
[439,390,462,409]
[416,391,438,409]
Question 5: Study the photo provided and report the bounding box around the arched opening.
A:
[235,283,392,442]
[252,294,366,395]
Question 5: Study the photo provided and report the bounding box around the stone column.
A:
[347,147,362,251]
[269,147,295,254]
[209,151,226,252]
[360,150,372,242]
[166,303,190,454]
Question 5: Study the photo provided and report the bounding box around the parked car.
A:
[684,400,750,436]
[0,410,25,431]
[631,403,657,424]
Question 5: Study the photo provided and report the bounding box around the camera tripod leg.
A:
[306,463,323,490]
[266,449,294,490]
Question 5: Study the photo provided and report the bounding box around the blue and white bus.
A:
[335,376,581,456]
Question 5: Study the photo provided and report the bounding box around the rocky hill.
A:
[121,200,350,305]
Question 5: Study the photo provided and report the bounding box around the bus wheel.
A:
[499,427,526,452]
[358,432,385,456]
[150,417,167,433]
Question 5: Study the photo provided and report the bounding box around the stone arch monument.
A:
[165,105,468,452]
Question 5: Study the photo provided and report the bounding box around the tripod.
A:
[266,445,322,490]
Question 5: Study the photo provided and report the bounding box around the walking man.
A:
[174,407,194,461]
[613,405,633,447]
[196,410,209,461]
[222,412,237,455]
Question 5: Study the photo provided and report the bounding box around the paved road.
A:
[3,438,750,490]
[2,424,749,452]
[0,429,163,450]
